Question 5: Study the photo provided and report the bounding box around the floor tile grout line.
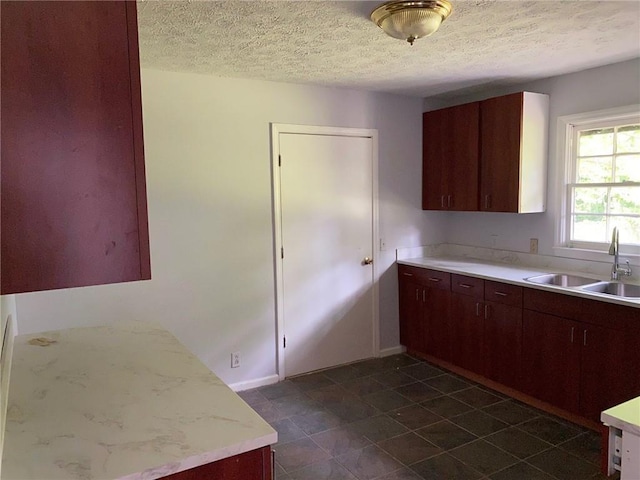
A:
[264,355,603,480]
[555,434,603,467]
[448,442,522,478]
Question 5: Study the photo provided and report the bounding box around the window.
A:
[557,105,640,258]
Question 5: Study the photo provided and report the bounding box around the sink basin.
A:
[579,282,640,299]
[525,273,601,287]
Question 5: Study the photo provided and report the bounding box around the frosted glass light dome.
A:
[371,1,453,45]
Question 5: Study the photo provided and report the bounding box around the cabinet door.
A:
[424,287,451,361]
[399,278,425,353]
[480,92,523,212]
[1,1,150,294]
[580,325,635,422]
[162,446,272,480]
[522,310,581,413]
[422,102,480,211]
[450,293,484,374]
[484,302,522,389]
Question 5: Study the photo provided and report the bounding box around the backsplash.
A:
[396,243,636,281]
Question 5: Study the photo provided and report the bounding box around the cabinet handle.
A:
[428,277,442,283]
[583,330,587,346]
[423,289,426,302]
[272,450,276,480]
[494,291,508,297]
[458,283,474,289]
[415,288,419,301]
[476,302,480,316]
[448,195,452,208]
[441,195,446,208]
[402,272,414,277]
[485,194,491,210]
[484,304,490,319]
[570,326,575,343]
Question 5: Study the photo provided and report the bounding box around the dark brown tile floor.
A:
[239,354,619,480]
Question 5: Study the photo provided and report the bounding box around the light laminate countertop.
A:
[602,396,640,436]
[398,256,640,307]
[1,322,277,480]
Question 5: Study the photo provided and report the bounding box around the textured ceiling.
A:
[137,0,640,98]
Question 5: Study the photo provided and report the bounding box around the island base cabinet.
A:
[162,446,272,479]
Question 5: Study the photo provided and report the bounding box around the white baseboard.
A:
[228,374,279,392]
[379,345,406,357]
[229,349,407,391]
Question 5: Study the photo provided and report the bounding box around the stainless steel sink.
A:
[524,273,601,287]
[579,282,640,299]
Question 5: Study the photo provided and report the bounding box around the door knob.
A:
[362,257,373,265]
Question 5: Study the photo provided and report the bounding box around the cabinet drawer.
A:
[451,274,484,298]
[523,288,582,320]
[580,298,639,331]
[418,269,451,290]
[398,265,450,290]
[398,265,424,280]
[485,281,522,307]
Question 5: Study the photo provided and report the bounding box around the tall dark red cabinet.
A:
[1,1,151,294]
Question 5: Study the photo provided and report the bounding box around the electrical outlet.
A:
[530,238,539,254]
[231,352,240,368]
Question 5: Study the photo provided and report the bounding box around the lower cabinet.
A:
[522,289,639,422]
[398,264,640,426]
[162,446,272,480]
[424,277,452,361]
[522,309,581,413]
[398,266,450,360]
[579,323,631,421]
[483,299,523,389]
[449,275,523,387]
[399,276,425,353]
[450,275,484,374]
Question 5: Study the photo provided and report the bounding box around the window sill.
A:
[553,246,640,268]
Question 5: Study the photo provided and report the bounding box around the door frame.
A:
[271,123,380,381]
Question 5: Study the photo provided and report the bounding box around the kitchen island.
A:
[602,396,640,479]
[1,322,276,479]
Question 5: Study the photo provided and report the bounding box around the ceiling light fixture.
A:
[371,0,453,45]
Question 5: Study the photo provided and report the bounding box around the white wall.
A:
[425,58,640,256]
[14,70,444,385]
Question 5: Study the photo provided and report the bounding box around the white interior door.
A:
[276,128,377,378]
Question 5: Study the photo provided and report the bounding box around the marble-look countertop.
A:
[602,396,640,436]
[398,256,640,307]
[1,323,277,480]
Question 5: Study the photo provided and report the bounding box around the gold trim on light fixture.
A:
[371,0,453,45]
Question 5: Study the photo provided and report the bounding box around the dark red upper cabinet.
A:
[480,92,549,213]
[422,91,549,213]
[1,1,151,294]
[422,102,480,211]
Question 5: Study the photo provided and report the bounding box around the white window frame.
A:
[554,104,640,266]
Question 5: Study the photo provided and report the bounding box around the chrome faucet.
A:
[609,227,632,280]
